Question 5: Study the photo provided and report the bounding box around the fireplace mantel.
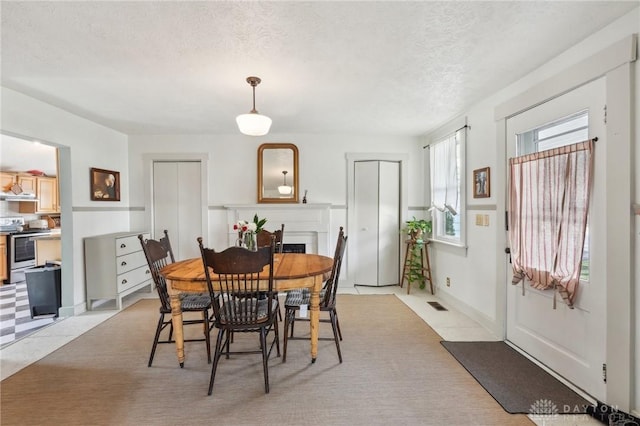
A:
[225,204,331,255]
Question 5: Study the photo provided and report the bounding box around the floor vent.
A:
[427,301,448,311]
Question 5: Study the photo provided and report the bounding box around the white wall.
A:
[1,87,130,314]
[127,133,423,280]
[425,7,639,414]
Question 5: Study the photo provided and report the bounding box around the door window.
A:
[515,110,590,281]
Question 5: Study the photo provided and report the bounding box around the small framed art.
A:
[90,167,120,201]
[473,167,490,198]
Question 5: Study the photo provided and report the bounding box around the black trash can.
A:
[24,264,62,318]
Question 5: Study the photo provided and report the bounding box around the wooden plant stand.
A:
[400,240,433,295]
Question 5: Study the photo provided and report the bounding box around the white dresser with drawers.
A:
[84,231,152,310]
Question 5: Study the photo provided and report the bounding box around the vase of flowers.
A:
[243,230,257,251]
[233,214,267,251]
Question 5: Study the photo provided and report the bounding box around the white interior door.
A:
[378,161,400,285]
[505,77,606,400]
[353,160,400,286]
[152,161,202,260]
[354,161,378,285]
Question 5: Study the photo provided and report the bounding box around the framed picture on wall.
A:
[90,167,120,201]
[473,167,490,198]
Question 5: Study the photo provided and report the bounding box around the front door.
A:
[505,77,606,400]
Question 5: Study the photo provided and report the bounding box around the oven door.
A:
[7,233,50,284]
[9,234,38,270]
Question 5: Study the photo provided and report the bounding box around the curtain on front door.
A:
[508,139,595,308]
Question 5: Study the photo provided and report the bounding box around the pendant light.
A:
[278,170,292,195]
[236,76,272,136]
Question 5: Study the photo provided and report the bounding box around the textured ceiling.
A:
[1,1,637,136]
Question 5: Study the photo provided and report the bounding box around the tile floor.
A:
[0,281,56,347]
[0,283,601,425]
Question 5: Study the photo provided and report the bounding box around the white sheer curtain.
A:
[430,132,458,215]
[509,139,594,308]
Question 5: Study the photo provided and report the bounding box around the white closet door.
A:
[354,161,379,285]
[378,161,400,285]
[353,160,400,286]
[153,161,202,260]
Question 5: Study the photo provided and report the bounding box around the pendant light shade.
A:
[236,76,272,136]
[236,113,272,136]
[278,170,292,195]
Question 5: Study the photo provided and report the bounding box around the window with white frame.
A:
[429,128,466,246]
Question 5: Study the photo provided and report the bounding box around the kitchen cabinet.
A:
[17,175,36,194]
[84,232,152,310]
[0,235,7,284]
[35,234,62,266]
[19,176,59,214]
[1,172,16,192]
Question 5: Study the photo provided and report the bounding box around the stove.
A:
[9,229,52,236]
[1,217,51,284]
[0,217,51,234]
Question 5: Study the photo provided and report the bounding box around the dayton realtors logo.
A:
[529,399,560,423]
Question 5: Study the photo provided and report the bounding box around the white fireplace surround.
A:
[225,204,331,255]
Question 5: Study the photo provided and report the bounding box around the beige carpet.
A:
[1,295,532,426]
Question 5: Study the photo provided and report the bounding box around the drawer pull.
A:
[121,261,127,266]
[121,279,128,285]
[120,243,126,248]
[146,269,151,274]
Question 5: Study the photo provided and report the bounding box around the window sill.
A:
[429,238,468,255]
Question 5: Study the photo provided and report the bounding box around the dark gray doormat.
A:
[441,341,592,415]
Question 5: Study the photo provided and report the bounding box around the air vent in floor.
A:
[427,301,448,311]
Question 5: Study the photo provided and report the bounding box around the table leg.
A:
[309,274,322,363]
[167,280,185,368]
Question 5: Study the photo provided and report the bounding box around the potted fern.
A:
[404,217,432,289]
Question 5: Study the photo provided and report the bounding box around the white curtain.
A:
[430,132,458,215]
[509,139,594,308]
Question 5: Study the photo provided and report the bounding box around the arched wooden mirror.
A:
[258,143,299,203]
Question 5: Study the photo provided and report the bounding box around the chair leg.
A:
[148,313,165,367]
[276,292,283,321]
[330,309,343,363]
[274,315,281,358]
[334,309,343,341]
[282,308,293,362]
[203,310,212,364]
[260,327,270,394]
[208,329,226,396]
[289,310,296,338]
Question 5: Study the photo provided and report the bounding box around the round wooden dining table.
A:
[160,252,333,366]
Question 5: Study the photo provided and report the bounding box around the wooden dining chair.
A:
[198,236,280,395]
[257,224,285,320]
[138,231,213,367]
[282,226,347,363]
[256,223,285,253]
